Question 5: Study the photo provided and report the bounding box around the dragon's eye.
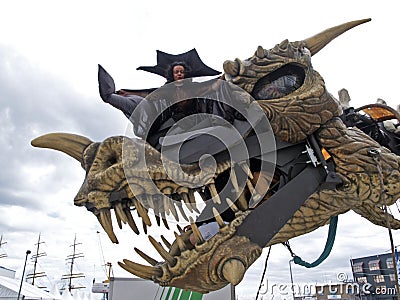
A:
[253,75,299,100]
[252,64,305,100]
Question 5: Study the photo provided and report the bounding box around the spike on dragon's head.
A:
[223,18,371,143]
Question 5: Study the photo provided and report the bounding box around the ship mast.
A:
[26,233,47,287]
[62,234,85,293]
[0,235,7,258]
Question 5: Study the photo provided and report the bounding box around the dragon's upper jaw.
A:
[70,136,242,243]
[62,135,264,293]
[68,135,263,293]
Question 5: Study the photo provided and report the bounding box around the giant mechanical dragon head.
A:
[31,18,400,294]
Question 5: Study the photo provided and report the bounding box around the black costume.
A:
[98,49,245,158]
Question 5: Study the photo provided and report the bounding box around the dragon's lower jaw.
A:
[118,211,263,294]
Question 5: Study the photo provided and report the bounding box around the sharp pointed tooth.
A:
[114,202,127,224]
[176,202,189,222]
[226,198,239,213]
[124,208,139,235]
[176,224,185,235]
[189,217,204,244]
[153,200,161,226]
[115,212,123,230]
[237,192,249,210]
[119,259,162,279]
[142,220,148,234]
[240,162,253,179]
[161,235,171,250]
[181,193,194,213]
[162,218,170,230]
[118,261,151,280]
[208,184,221,204]
[147,197,155,210]
[99,209,118,244]
[153,195,162,212]
[162,196,171,216]
[246,179,255,195]
[160,212,170,230]
[230,168,240,194]
[167,198,179,222]
[188,190,200,214]
[222,259,245,286]
[212,207,226,228]
[174,232,186,252]
[148,236,177,266]
[155,215,161,227]
[133,198,152,226]
[192,205,200,214]
[134,247,158,266]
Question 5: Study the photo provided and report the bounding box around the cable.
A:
[256,246,272,300]
[97,231,108,277]
[369,148,400,296]
[395,201,400,214]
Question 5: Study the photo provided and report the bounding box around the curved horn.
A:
[304,18,371,56]
[31,133,92,164]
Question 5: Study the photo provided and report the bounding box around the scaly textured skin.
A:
[31,18,400,294]
[225,41,342,143]
[267,119,400,245]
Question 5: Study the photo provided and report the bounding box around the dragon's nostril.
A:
[107,155,118,166]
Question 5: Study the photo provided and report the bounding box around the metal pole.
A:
[370,150,400,300]
[17,250,31,300]
[289,259,295,300]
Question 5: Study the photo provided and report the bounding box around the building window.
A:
[376,285,388,295]
[387,258,394,269]
[374,275,385,283]
[352,262,363,273]
[357,277,367,284]
[389,273,396,282]
[369,260,380,270]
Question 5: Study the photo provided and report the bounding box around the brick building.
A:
[351,252,399,300]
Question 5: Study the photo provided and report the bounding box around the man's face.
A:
[173,65,185,81]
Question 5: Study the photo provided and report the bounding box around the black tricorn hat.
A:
[137,48,221,79]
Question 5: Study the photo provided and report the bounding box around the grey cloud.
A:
[0,45,129,215]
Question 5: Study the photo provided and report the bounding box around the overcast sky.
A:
[1,1,400,299]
